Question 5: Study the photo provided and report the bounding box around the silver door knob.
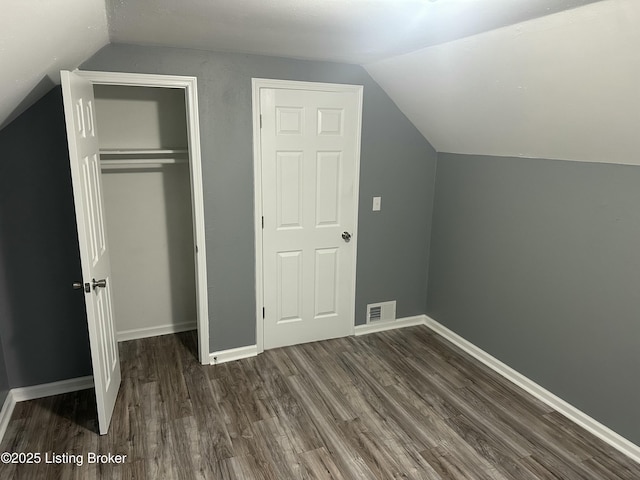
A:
[342,231,352,242]
[73,281,91,293]
[92,278,107,289]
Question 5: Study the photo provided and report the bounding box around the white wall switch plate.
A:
[373,196,381,211]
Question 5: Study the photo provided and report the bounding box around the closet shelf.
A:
[99,148,188,156]
[100,148,189,170]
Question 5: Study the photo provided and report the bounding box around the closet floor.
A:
[1,326,638,479]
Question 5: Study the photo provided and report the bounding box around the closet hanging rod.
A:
[100,158,188,170]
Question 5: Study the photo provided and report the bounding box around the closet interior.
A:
[93,84,197,342]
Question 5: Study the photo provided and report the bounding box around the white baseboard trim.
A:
[0,375,94,444]
[10,375,94,403]
[352,313,640,463]
[354,315,427,336]
[210,344,258,365]
[2,316,638,464]
[423,316,640,464]
[0,391,17,446]
[117,321,197,342]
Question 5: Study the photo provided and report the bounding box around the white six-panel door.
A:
[259,83,363,350]
[61,70,121,435]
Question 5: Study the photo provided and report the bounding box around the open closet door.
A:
[61,70,121,435]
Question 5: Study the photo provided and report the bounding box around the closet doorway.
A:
[95,85,197,342]
[62,70,209,434]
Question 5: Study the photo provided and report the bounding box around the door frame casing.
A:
[77,70,210,365]
[251,78,363,353]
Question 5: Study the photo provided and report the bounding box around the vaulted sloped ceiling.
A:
[1,0,607,146]
[366,0,640,165]
[104,0,602,65]
[0,0,109,129]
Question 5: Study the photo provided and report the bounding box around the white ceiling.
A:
[1,0,609,161]
[366,0,640,164]
[105,0,602,64]
[0,0,108,129]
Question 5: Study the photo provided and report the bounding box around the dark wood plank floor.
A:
[1,325,638,479]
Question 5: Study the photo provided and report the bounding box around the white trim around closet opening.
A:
[76,70,210,365]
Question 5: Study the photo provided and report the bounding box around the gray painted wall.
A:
[82,44,437,351]
[0,336,8,407]
[0,87,92,388]
[427,152,640,445]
